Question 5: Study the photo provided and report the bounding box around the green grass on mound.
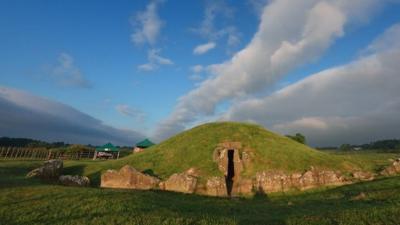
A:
[1,160,400,225]
[75,122,378,184]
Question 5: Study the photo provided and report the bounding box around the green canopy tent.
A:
[134,139,155,153]
[93,143,120,160]
[136,139,155,148]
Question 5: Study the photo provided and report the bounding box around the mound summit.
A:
[99,122,367,196]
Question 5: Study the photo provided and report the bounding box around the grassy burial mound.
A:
[112,122,354,176]
[82,122,383,196]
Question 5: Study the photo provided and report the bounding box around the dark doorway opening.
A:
[225,149,235,196]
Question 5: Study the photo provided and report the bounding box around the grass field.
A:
[1,155,400,225]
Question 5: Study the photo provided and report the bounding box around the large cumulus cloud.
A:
[224,24,400,146]
[153,0,386,141]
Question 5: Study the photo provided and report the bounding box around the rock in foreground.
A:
[380,158,400,176]
[26,159,63,180]
[101,165,160,190]
[59,175,90,187]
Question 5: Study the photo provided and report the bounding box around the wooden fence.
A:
[0,147,96,160]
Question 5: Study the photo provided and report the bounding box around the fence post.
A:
[15,148,21,159]
[5,147,10,158]
[10,147,15,158]
[47,150,51,160]
[31,149,36,159]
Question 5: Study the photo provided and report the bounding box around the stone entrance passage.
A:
[214,142,254,196]
[226,150,235,196]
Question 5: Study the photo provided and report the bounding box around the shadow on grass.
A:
[87,171,102,186]
[62,165,85,176]
[0,160,44,188]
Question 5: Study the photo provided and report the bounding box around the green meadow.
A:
[1,151,400,225]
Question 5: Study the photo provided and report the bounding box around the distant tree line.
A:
[0,137,133,150]
[331,139,400,151]
[361,139,400,150]
[283,134,400,152]
[0,137,68,148]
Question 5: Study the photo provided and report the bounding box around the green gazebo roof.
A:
[96,143,119,152]
[136,139,155,148]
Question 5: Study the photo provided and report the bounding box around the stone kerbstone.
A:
[255,169,347,193]
[352,171,375,181]
[101,165,160,190]
[59,175,90,187]
[380,159,400,176]
[206,177,227,197]
[233,178,254,195]
[164,170,198,194]
[26,159,63,180]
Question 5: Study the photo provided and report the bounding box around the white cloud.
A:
[224,23,400,146]
[116,104,146,122]
[364,23,400,54]
[192,0,241,51]
[194,0,233,39]
[188,65,207,81]
[131,0,164,46]
[47,53,91,88]
[153,0,387,141]
[191,65,204,73]
[138,63,156,72]
[138,49,173,72]
[248,0,270,17]
[0,86,144,145]
[189,74,203,81]
[193,42,217,55]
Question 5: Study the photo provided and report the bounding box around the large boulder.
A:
[255,171,287,193]
[101,165,160,190]
[26,159,63,180]
[380,159,400,176]
[352,171,375,181]
[206,177,227,197]
[162,168,198,194]
[316,170,346,186]
[59,175,90,187]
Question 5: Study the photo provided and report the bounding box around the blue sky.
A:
[0,0,256,129]
[1,0,400,146]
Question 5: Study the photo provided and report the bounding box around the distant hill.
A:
[0,137,58,148]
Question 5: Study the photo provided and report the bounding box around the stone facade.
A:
[98,143,395,197]
[162,169,198,194]
[206,177,227,197]
[255,168,347,193]
[101,165,160,190]
[212,142,255,196]
[213,142,244,178]
[352,171,375,181]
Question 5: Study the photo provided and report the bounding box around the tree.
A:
[339,144,352,151]
[286,133,306,144]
